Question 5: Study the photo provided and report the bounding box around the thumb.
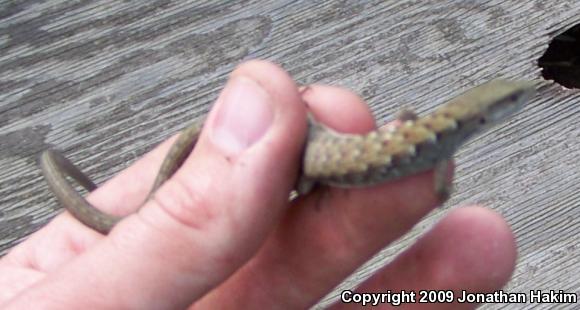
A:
[7,60,307,309]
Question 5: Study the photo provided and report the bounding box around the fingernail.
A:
[210,76,274,156]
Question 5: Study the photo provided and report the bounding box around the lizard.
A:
[39,79,536,234]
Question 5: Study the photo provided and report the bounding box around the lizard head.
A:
[437,79,536,128]
[473,79,536,125]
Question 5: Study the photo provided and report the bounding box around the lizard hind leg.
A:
[395,108,419,122]
[433,159,453,204]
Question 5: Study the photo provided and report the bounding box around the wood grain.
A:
[1,1,578,308]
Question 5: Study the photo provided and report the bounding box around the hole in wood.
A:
[538,24,580,89]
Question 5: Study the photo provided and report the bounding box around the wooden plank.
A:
[1,1,578,308]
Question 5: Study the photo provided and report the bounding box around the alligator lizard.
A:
[40,79,536,234]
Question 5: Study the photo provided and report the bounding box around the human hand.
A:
[1,61,517,309]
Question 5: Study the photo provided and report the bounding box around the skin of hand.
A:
[0,60,517,309]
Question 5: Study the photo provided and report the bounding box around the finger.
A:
[4,124,199,272]
[0,265,43,305]
[332,206,517,309]
[195,85,448,308]
[3,83,381,272]
[4,60,307,309]
[301,84,375,133]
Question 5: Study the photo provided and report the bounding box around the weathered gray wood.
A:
[0,0,578,308]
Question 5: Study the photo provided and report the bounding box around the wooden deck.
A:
[1,1,578,308]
